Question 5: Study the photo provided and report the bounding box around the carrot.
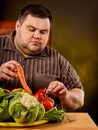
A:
[16,65,32,94]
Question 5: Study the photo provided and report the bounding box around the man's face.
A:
[15,14,50,56]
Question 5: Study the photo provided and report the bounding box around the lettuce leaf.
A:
[0,88,16,121]
[43,107,65,122]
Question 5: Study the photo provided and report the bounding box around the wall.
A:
[0,0,98,125]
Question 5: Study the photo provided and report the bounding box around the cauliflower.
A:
[20,93,39,109]
[8,92,45,123]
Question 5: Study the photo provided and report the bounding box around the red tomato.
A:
[37,88,46,94]
[4,89,10,94]
[35,92,44,102]
[35,88,55,110]
[35,88,46,102]
[42,97,55,110]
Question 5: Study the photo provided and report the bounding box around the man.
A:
[0,4,84,110]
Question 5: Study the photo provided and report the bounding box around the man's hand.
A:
[0,60,20,81]
[48,81,84,110]
[48,81,68,100]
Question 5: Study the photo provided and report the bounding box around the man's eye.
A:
[40,31,47,34]
[29,28,35,32]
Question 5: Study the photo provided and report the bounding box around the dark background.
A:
[0,0,98,126]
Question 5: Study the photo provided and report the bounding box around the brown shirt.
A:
[0,31,83,95]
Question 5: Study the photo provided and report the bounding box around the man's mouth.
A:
[31,41,40,46]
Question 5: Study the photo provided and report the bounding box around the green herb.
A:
[43,106,65,122]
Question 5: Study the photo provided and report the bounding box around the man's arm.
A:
[48,81,84,110]
[60,88,84,110]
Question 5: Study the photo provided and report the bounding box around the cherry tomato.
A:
[4,89,10,93]
[42,97,55,110]
[35,88,46,102]
[35,88,55,110]
[36,88,46,94]
[35,92,44,102]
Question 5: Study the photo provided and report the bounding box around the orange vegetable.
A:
[16,65,32,94]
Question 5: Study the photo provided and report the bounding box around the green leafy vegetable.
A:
[0,87,65,123]
[43,106,65,122]
[0,98,10,121]
[36,103,45,120]
[0,88,6,102]
[0,88,16,121]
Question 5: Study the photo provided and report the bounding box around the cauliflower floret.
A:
[20,93,39,109]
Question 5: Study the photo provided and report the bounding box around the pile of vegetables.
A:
[0,87,65,123]
[0,65,65,123]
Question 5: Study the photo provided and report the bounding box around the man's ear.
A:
[15,20,20,31]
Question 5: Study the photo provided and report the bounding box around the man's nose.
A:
[33,31,40,39]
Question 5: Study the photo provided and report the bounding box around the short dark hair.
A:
[18,4,53,24]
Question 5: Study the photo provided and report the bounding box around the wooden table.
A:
[0,113,97,130]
